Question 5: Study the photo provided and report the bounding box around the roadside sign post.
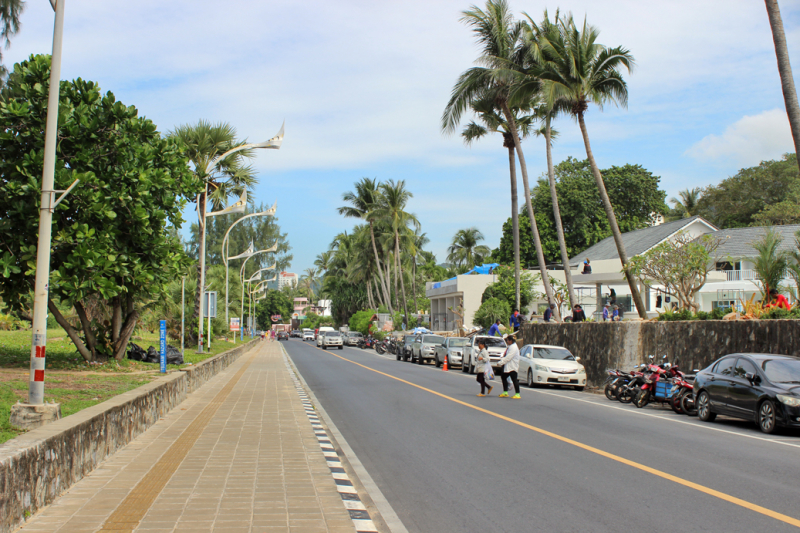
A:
[230,317,240,344]
[203,291,217,351]
[159,320,167,374]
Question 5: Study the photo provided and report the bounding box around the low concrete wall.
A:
[521,320,800,387]
[0,338,258,533]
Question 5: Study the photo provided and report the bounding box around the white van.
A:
[316,326,336,347]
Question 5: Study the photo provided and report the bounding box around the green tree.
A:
[0,0,24,81]
[448,228,491,272]
[751,228,789,300]
[668,188,702,220]
[0,54,201,360]
[474,297,511,329]
[255,291,293,327]
[696,154,800,228]
[752,201,800,226]
[535,12,646,317]
[481,265,540,313]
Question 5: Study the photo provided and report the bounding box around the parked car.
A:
[320,330,344,350]
[401,335,416,361]
[347,331,363,346]
[317,327,336,347]
[434,337,468,368]
[462,335,507,374]
[518,344,586,391]
[302,330,315,341]
[277,331,289,341]
[410,334,445,365]
[694,353,800,434]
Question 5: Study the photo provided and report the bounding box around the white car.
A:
[321,330,344,350]
[519,344,586,391]
[302,330,315,341]
[462,335,508,374]
[316,326,336,347]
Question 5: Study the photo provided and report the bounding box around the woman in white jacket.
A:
[498,334,521,399]
[475,340,493,397]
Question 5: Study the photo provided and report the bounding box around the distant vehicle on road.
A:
[410,334,445,365]
[434,337,467,368]
[518,344,586,391]
[290,330,301,338]
[302,330,315,341]
[347,332,363,346]
[400,335,416,362]
[321,330,344,350]
[317,327,336,347]
[694,353,800,434]
[277,331,289,341]
[462,336,507,374]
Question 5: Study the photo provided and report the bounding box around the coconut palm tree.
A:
[448,228,491,271]
[534,13,647,318]
[170,121,258,337]
[752,228,789,300]
[374,179,419,323]
[338,178,393,314]
[314,250,333,274]
[462,93,536,310]
[0,0,24,80]
[669,188,702,218]
[442,0,561,319]
[765,0,800,175]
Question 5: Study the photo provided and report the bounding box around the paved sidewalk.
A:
[17,341,368,533]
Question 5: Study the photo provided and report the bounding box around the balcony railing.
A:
[724,270,757,281]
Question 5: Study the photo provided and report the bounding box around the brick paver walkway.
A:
[17,341,358,533]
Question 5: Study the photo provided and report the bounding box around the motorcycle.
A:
[617,364,648,404]
[635,356,683,409]
[375,339,388,355]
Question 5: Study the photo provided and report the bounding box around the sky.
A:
[5,0,800,274]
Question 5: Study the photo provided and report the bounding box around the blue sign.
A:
[159,320,167,373]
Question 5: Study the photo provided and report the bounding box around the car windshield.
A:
[479,337,505,348]
[424,336,444,344]
[404,336,415,345]
[761,359,800,383]
[449,339,468,347]
[351,333,362,337]
[534,347,575,361]
[325,331,340,337]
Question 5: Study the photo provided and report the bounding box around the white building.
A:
[278,271,298,289]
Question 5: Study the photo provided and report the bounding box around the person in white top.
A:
[474,340,494,397]
[497,334,521,398]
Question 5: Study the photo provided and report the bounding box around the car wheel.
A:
[322,345,327,350]
[462,355,469,373]
[697,391,716,422]
[417,352,423,365]
[574,386,585,392]
[758,400,778,434]
[338,346,343,350]
[435,356,441,368]
[527,370,534,388]
[469,359,475,374]
[396,352,401,361]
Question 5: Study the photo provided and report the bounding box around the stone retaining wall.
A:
[0,338,259,533]
[521,320,800,388]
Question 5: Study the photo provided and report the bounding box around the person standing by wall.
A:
[572,305,587,322]
[498,334,521,399]
[487,319,502,337]
[543,304,555,322]
[509,309,521,332]
[602,303,610,321]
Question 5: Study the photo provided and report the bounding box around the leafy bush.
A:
[474,298,510,329]
[481,265,538,314]
[764,307,792,320]
[695,311,710,321]
[349,309,377,335]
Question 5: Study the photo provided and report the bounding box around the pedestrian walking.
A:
[475,340,494,397]
[498,334,521,399]
[487,319,502,337]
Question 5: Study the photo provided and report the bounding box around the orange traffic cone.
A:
[443,354,449,371]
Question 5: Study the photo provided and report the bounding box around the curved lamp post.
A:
[196,123,284,352]
[239,251,277,339]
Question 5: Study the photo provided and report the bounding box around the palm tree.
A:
[752,228,789,300]
[669,188,702,218]
[442,0,561,319]
[170,121,258,337]
[314,250,333,274]
[534,13,647,318]
[301,268,317,302]
[374,179,419,324]
[765,0,800,175]
[338,178,393,314]
[462,93,535,310]
[448,228,491,271]
[0,0,24,80]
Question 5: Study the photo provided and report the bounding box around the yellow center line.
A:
[307,343,800,529]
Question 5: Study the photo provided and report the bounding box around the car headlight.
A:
[777,394,800,407]
[453,351,461,356]
[535,364,548,372]
[577,366,586,374]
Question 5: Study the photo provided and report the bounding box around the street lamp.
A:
[221,202,276,329]
[196,123,284,352]
[241,259,276,338]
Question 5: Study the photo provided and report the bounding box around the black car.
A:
[694,353,800,434]
[277,331,289,341]
[290,330,301,338]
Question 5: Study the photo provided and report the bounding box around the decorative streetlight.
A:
[238,249,277,338]
[221,203,276,329]
[196,123,284,352]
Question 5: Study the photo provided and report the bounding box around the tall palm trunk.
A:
[191,191,207,340]
[577,111,647,318]
[367,281,375,309]
[500,102,561,321]
[369,221,393,314]
[505,134,521,311]
[765,0,800,175]
[392,249,400,309]
[396,231,410,323]
[412,257,419,316]
[545,117,577,310]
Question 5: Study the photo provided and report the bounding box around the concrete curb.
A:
[0,338,259,533]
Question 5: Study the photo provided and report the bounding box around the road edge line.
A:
[282,343,409,533]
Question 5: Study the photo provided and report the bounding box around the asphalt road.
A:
[283,339,800,533]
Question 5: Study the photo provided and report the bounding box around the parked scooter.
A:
[617,364,648,404]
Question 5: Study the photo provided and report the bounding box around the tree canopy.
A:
[0,54,201,360]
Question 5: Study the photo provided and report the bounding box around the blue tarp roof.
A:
[432,263,500,288]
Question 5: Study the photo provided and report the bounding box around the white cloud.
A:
[684,109,794,166]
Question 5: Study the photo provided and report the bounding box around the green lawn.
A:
[0,328,254,445]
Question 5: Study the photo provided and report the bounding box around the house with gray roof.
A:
[712,224,800,281]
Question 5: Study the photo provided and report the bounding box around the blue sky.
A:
[5,0,800,273]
